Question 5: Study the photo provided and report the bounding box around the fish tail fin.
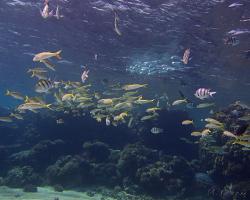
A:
[31,72,35,77]
[46,104,53,110]
[209,92,216,97]
[24,96,29,103]
[5,90,10,96]
[143,84,148,88]
[72,94,77,102]
[55,50,62,59]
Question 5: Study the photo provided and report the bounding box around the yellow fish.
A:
[201,129,211,135]
[146,107,161,113]
[191,131,202,137]
[98,98,113,105]
[33,50,62,61]
[172,99,187,106]
[17,103,52,111]
[140,113,159,121]
[10,113,24,120]
[233,140,250,148]
[5,90,24,100]
[27,68,47,73]
[223,131,238,139]
[62,94,75,102]
[134,97,154,104]
[30,71,47,80]
[40,59,56,71]
[114,112,128,121]
[196,103,215,109]
[122,84,147,91]
[0,117,13,123]
[182,120,193,125]
[205,118,223,126]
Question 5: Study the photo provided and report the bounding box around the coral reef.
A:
[10,140,66,170]
[46,155,91,186]
[117,143,159,178]
[4,166,42,188]
[136,156,194,194]
[0,102,249,199]
[82,141,110,162]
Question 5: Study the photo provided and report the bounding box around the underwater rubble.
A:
[0,102,249,199]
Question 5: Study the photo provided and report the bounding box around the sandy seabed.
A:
[0,186,108,200]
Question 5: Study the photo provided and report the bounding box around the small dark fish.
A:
[178,90,194,107]
[101,78,109,85]
[178,90,186,99]
[236,124,249,135]
[224,36,239,46]
[35,79,53,93]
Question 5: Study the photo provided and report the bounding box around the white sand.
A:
[0,186,107,200]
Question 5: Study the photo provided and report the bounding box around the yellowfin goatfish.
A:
[10,113,23,120]
[40,59,56,71]
[114,102,132,110]
[191,131,202,137]
[27,68,47,73]
[106,117,111,126]
[205,123,224,130]
[146,107,161,113]
[0,117,13,123]
[238,115,250,122]
[114,112,128,121]
[40,0,53,19]
[223,131,238,139]
[33,50,62,62]
[134,98,154,105]
[81,70,89,83]
[62,94,75,102]
[54,5,64,20]
[25,96,45,104]
[5,90,24,100]
[182,120,193,125]
[35,79,53,93]
[201,129,211,136]
[141,113,159,121]
[205,118,223,126]
[172,99,187,106]
[233,141,250,148]
[196,103,215,109]
[128,117,133,128]
[31,71,47,80]
[114,11,122,36]
[98,98,113,105]
[17,103,52,111]
[182,48,190,64]
[122,84,147,91]
[151,127,163,134]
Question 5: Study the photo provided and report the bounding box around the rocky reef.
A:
[198,102,250,200]
[0,104,249,199]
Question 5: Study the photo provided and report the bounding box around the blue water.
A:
[0,0,250,199]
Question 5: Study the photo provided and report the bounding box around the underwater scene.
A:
[0,0,250,199]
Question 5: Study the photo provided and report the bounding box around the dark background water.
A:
[0,0,249,109]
